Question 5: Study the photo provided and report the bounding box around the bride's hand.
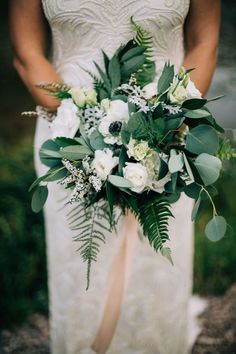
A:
[9,0,62,111]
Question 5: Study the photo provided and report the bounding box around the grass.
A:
[0,136,235,328]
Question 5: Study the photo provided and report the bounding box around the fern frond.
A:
[68,201,111,289]
[84,69,104,92]
[138,197,173,252]
[130,17,156,87]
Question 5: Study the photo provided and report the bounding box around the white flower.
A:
[142,82,157,100]
[123,162,149,193]
[186,80,202,99]
[69,87,97,107]
[169,78,202,105]
[50,98,80,138]
[91,148,118,180]
[127,138,150,161]
[151,172,171,194]
[98,100,129,145]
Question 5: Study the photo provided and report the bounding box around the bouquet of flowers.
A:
[28,19,235,287]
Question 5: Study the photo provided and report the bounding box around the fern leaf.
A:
[130,17,156,86]
[68,201,111,290]
[138,197,173,252]
[84,69,104,91]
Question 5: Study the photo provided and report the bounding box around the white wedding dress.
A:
[35,1,196,353]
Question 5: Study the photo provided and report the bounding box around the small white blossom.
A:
[50,99,80,139]
[91,148,119,180]
[89,175,102,192]
[123,162,149,193]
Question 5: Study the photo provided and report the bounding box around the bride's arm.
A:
[183,0,221,95]
[9,0,62,111]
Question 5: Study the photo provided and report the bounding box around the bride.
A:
[10,1,220,353]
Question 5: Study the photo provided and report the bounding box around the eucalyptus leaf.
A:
[186,124,219,155]
[89,130,107,150]
[31,185,48,213]
[55,137,79,147]
[194,153,222,186]
[108,175,133,188]
[44,167,68,182]
[205,216,227,242]
[39,139,61,167]
[161,247,173,265]
[60,145,93,160]
[184,109,211,119]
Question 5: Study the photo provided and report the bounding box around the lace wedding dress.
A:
[34,1,195,353]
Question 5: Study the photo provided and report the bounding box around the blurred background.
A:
[0,0,236,351]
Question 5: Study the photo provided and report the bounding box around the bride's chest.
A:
[42,0,190,28]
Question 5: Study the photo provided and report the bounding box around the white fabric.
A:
[35,1,196,353]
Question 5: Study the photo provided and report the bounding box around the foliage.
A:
[0,138,47,328]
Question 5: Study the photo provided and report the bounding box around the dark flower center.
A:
[108,121,122,136]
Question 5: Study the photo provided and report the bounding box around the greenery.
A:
[0,138,47,329]
[0,136,235,328]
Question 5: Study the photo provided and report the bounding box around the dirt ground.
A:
[1,285,236,354]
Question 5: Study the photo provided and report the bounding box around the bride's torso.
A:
[42,0,190,86]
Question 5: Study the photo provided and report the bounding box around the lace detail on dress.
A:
[41,0,190,85]
[36,1,193,353]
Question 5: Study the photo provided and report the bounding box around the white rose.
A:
[127,138,150,161]
[50,98,80,138]
[91,148,118,180]
[69,87,97,107]
[185,80,202,99]
[98,100,129,145]
[169,78,202,104]
[142,82,157,100]
[123,162,149,193]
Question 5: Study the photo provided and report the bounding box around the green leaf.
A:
[44,167,67,182]
[191,196,201,221]
[94,62,112,94]
[194,153,222,186]
[161,247,173,265]
[153,103,163,119]
[183,153,194,181]
[89,130,106,150]
[118,146,129,175]
[186,124,219,155]
[168,150,184,173]
[102,50,110,73]
[31,185,48,213]
[182,98,207,110]
[205,216,227,242]
[121,46,146,62]
[106,182,114,222]
[108,54,121,89]
[121,55,146,78]
[54,137,79,147]
[184,109,211,119]
[39,139,61,167]
[157,62,174,94]
[108,175,133,188]
[60,145,93,160]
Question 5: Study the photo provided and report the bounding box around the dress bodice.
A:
[42,0,190,86]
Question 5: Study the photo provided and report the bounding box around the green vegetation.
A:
[0,138,47,328]
[0,137,235,328]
